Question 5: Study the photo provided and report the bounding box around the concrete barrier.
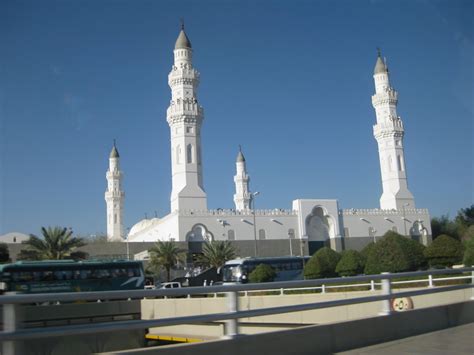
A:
[99,301,474,355]
[140,287,472,338]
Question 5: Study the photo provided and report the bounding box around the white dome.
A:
[128,218,159,236]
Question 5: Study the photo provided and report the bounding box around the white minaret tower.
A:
[105,141,125,241]
[167,24,207,212]
[372,50,415,210]
[233,146,251,210]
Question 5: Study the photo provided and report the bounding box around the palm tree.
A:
[22,226,86,260]
[148,241,185,282]
[199,241,237,269]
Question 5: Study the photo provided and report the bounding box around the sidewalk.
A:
[337,323,474,354]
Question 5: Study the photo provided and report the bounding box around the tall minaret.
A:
[105,141,125,241]
[372,50,415,210]
[166,24,207,212]
[233,147,251,210]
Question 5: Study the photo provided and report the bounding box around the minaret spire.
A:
[371,52,415,210]
[167,26,207,212]
[105,141,125,241]
[234,146,250,210]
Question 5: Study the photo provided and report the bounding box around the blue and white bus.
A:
[220,256,309,284]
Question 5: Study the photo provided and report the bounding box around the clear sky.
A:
[1,0,472,236]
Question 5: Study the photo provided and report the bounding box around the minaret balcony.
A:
[373,121,404,139]
[167,102,203,117]
[371,91,398,106]
[106,171,122,179]
[105,191,124,199]
[168,68,200,84]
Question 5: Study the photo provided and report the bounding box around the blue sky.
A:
[1,0,472,236]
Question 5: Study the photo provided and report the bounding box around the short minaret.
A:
[233,147,251,210]
[105,142,125,241]
[371,50,415,210]
[166,24,207,212]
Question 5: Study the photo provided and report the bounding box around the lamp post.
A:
[124,227,131,260]
[288,231,293,256]
[402,203,409,236]
[250,191,260,257]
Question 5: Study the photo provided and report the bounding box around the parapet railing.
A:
[1,268,473,355]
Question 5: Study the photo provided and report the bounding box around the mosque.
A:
[104,26,431,256]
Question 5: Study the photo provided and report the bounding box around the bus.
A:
[0,259,145,294]
[220,256,310,284]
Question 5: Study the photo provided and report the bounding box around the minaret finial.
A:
[113,138,116,147]
[239,144,242,152]
[377,47,381,57]
[180,18,184,30]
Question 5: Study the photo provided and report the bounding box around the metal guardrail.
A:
[1,267,473,354]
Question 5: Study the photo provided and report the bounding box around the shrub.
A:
[463,236,474,266]
[304,247,341,279]
[364,231,426,274]
[424,234,464,268]
[248,264,276,283]
[336,250,365,276]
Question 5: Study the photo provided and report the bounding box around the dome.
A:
[128,218,159,236]
[175,29,192,49]
[110,145,119,158]
[374,55,387,74]
[237,151,245,162]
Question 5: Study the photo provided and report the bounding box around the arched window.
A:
[228,230,235,241]
[187,144,193,164]
[258,229,266,240]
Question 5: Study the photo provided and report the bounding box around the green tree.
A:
[424,234,464,268]
[463,236,474,267]
[304,247,341,279]
[364,231,426,274]
[22,226,86,260]
[455,205,474,241]
[0,243,10,263]
[431,215,459,240]
[198,241,236,269]
[148,241,185,282]
[248,264,276,283]
[336,250,365,277]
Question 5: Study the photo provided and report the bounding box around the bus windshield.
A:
[221,264,244,283]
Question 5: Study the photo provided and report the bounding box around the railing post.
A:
[3,293,18,355]
[471,270,474,300]
[224,291,239,338]
[428,274,434,288]
[370,280,375,291]
[321,284,326,294]
[379,272,392,316]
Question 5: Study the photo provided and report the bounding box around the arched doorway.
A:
[186,224,214,255]
[305,206,335,254]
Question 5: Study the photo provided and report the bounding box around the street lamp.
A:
[402,203,409,236]
[126,233,130,260]
[288,231,293,256]
[250,191,260,257]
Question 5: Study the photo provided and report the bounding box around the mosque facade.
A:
[105,27,431,255]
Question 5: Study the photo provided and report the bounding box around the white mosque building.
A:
[105,27,431,256]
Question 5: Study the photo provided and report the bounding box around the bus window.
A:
[42,271,53,281]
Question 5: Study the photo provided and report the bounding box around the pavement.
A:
[337,323,474,354]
